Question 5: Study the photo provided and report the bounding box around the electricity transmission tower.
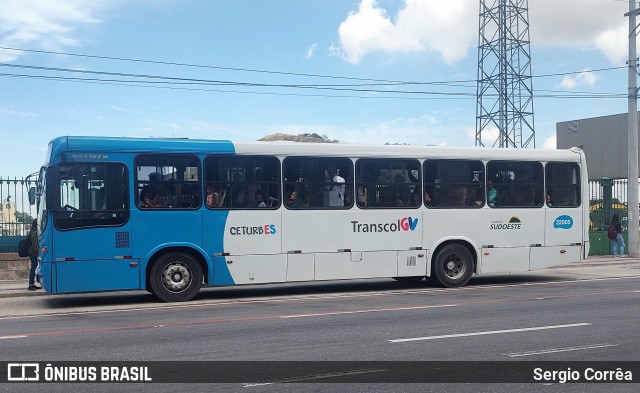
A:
[476,0,535,148]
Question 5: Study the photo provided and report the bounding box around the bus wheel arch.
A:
[430,240,476,288]
[146,247,207,302]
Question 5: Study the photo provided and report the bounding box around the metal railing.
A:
[588,178,634,231]
[0,177,38,252]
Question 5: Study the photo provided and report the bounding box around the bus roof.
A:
[48,135,584,163]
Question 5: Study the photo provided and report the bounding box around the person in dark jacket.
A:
[27,219,40,290]
[610,214,625,257]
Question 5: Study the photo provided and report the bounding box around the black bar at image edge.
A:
[1,361,638,383]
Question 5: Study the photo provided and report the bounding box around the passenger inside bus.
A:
[205,184,224,208]
[411,191,421,207]
[424,191,432,206]
[140,184,165,208]
[487,180,498,207]
[285,190,301,208]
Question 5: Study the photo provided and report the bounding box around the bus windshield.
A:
[53,164,129,230]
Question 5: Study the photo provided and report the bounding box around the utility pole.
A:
[626,1,640,258]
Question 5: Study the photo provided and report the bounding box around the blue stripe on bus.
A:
[208,194,235,286]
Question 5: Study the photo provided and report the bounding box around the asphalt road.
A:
[1,262,639,392]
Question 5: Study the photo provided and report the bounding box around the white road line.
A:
[0,335,27,340]
[504,343,619,357]
[280,304,458,318]
[389,322,592,343]
[242,369,387,387]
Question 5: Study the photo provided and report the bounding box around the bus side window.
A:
[487,161,543,208]
[204,155,281,210]
[546,162,580,208]
[424,159,483,209]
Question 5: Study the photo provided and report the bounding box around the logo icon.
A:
[554,215,573,229]
[400,217,419,231]
[7,363,40,381]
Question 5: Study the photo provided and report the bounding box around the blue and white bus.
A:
[33,136,589,302]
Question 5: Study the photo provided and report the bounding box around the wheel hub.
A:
[161,262,192,293]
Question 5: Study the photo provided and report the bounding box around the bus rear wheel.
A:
[150,252,202,302]
[433,244,473,288]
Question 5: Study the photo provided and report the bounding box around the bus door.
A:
[50,163,136,293]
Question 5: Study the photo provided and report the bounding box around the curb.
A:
[559,260,640,268]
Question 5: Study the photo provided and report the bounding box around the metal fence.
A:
[588,178,635,231]
[0,177,38,252]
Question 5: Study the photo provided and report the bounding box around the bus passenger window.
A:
[283,157,353,210]
[424,160,483,209]
[546,162,580,208]
[204,155,280,210]
[135,154,201,210]
[356,158,420,209]
[487,161,543,208]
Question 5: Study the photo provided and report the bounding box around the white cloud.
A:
[0,0,112,61]
[304,43,318,60]
[336,0,629,65]
[594,24,628,65]
[559,69,598,89]
[0,105,37,117]
[336,0,475,65]
[530,1,626,49]
[543,134,556,149]
[468,125,500,147]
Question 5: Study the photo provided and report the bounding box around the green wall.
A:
[589,231,629,255]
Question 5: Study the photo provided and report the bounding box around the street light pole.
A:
[627,0,640,258]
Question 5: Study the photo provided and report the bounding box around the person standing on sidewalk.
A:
[27,219,40,290]
[610,214,626,257]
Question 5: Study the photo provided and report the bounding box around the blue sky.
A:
[0,0,632,177]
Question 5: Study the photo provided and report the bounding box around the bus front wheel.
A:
[433,244,473,288]
[150,252,202,302]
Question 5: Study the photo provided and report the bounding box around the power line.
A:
[0,62,627,97]
[0,46,629,100]
[0,73,473,100]
[0,71,626,100]
[0,45,626,85]
[0,45,473,86]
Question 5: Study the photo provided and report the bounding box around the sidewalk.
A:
[0,255,638,299]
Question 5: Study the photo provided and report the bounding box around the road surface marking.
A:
[504,343,618,357]
[280,304,458,318]
[242,368,387,387]
[389,322,592,343]
[0,335,27,340]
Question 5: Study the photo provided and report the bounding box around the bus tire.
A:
[150,252,202,302]
[433,244,473,288]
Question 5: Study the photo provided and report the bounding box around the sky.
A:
[0,0,633,178]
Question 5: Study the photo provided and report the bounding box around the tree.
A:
[14,212,34,224]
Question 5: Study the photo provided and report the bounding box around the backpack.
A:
[607,224,618,240]
[18,236,31,257]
